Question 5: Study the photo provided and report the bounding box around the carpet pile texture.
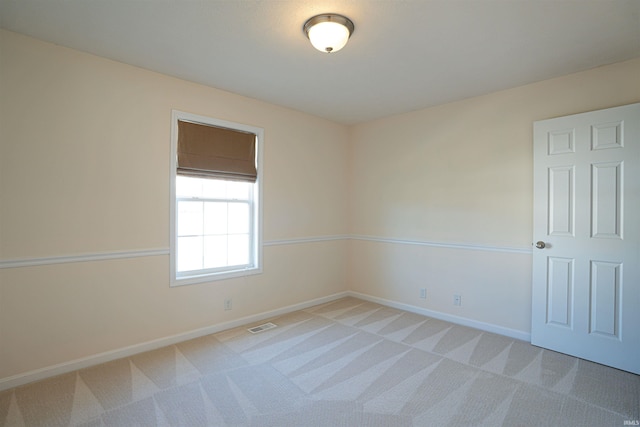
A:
[1,297,638,426]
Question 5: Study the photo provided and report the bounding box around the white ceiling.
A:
[1,0,639,124]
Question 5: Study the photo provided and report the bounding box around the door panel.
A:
[532,102,639,374]
[547,257,573,327]
[548,166,574,236]
[591,162,622,239]
[589,260,620,338]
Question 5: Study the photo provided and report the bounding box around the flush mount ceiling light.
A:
[303,14,355,53]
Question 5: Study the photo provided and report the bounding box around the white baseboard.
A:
[0,289,530,391]
[347,291,531,342]
[0,291,349,392]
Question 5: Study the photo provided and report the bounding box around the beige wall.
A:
[0,30,349,381]
[2,27,640,385]
[348,57,640,334]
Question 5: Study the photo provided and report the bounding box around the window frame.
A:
[170,110,263,287]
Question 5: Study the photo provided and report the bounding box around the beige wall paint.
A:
[348,240,532,333]
[348,57,640,333]
[0,242,347,377]
[2,27,640,384]
[0,30,349,380]
[0,30,349,259]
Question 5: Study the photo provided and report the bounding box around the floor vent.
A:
[247,322,277,334]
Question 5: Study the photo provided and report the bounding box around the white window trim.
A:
[170,110,263,287]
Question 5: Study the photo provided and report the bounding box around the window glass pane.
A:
[228,234,250,266]
[178,201,203,236]
[228,203,250,234]
[202,179,227,199]
[177,236,203,272]
[204,202,228,235]
[172,115,261,284]
[204,235,227,269]
[176,175,202,198]
[227,181,250,200]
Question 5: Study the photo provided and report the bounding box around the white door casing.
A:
[532,103,640,374]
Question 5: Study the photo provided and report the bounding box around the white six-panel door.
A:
[532,103,640,374]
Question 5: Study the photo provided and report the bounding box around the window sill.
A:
[170,266,262,287]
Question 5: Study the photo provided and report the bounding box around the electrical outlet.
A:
[453,295,462,306]
[420,288,427,299]
[224,298,232,311]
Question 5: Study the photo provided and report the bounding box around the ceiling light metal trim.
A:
[303,13,355,53]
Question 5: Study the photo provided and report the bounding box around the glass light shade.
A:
[304,14,354,53]
[308,21,350,53]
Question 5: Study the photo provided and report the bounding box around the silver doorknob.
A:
[535,241,546,249]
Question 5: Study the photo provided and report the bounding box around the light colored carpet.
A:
[1,297,638,426]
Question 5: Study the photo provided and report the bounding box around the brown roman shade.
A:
[177,120,257,182]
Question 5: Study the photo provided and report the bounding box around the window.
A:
[170,111,263,286]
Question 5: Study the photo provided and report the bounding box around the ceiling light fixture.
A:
[303,14,354,53]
